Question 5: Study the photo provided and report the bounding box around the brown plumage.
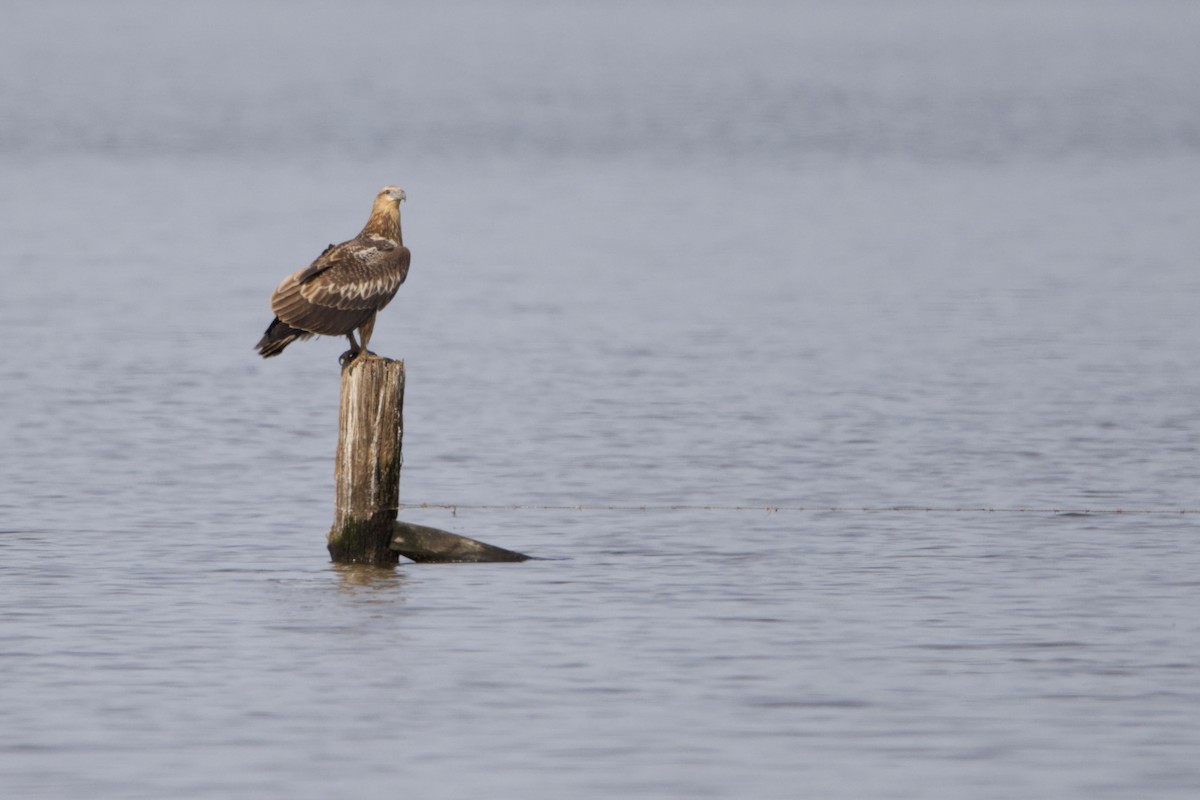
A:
[256,185,411,360]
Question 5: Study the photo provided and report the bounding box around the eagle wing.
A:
[270,237,411,336]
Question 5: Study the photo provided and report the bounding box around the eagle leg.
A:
[338,313,379,366]
[357,313,378,356]
[339,331,362,367]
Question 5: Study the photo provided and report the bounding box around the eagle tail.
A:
[255,318,312,358]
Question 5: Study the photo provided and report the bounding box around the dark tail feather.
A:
[256,318,312,358]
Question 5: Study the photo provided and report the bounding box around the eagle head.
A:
[379,186,406,204]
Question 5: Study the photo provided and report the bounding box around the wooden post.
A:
[328,354,404,564]
[325,352,531,564]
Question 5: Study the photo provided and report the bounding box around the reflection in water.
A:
[332,562,407,594]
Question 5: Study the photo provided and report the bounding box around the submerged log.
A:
[328,354,404,564]
[392,521,531,563]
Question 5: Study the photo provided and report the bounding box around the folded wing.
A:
[270,238,411,336]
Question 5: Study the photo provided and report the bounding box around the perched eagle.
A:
[256,185,410,361]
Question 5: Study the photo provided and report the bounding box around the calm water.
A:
[3,2,1200,798]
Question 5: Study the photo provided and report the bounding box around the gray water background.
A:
[3,1,1200,797]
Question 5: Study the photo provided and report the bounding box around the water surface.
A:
[2,2,1200,798]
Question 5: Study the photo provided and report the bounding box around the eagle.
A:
[256,185,410,362]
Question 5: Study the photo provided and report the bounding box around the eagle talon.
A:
[339,349,360,367]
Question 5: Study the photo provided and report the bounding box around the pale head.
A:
[363,185,407,241]
[378,185,406,204]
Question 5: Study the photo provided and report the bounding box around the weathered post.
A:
[328,354,404,564]
[326,351,532,564]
